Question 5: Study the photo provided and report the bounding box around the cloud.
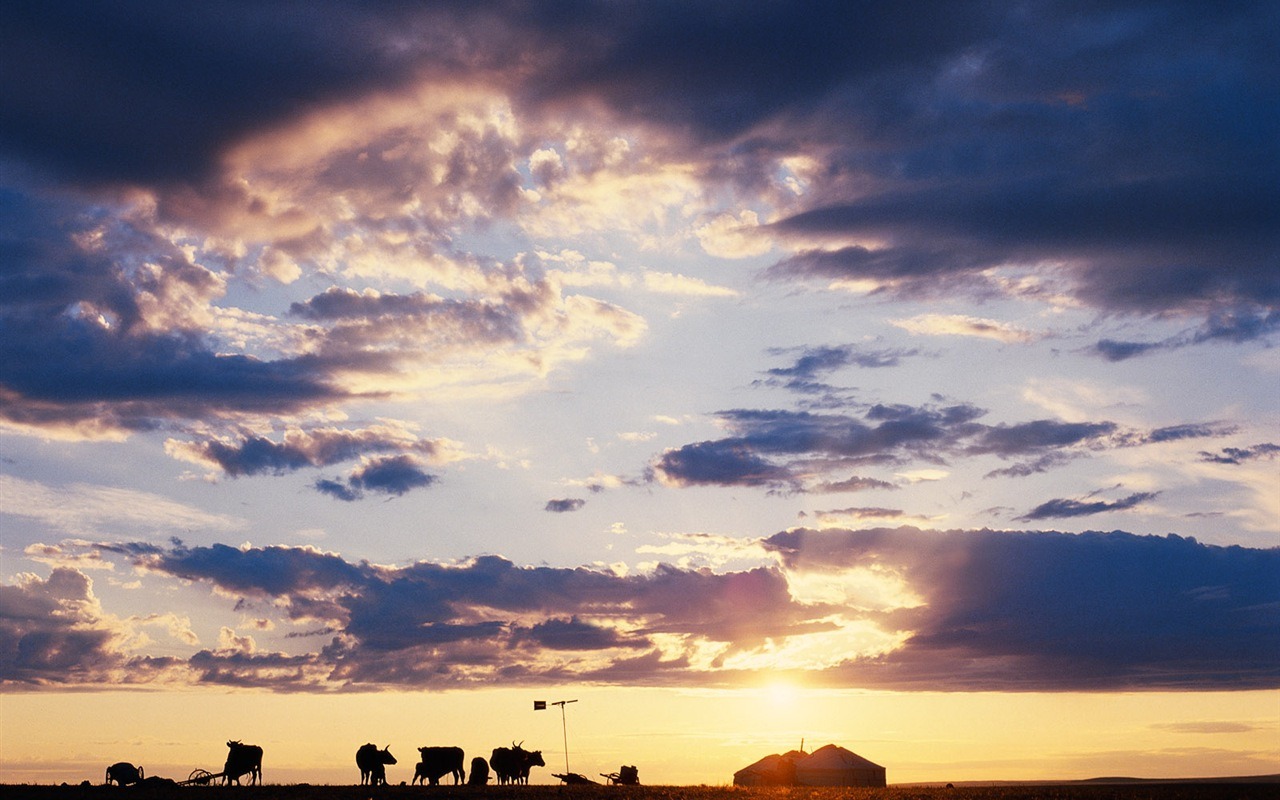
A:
[0,475,245,537]
[1018,490,1160,522]
[315,455,437,502]
[892,314,1036,344]
[9,529,1276,691]
[767,344,921,379]
[1199,443,1280,465]
[762,527,1280,691]
[650,404,1135,491]
[545,498,586,513]
[1094,310,1280,360]
[165,423,460,479]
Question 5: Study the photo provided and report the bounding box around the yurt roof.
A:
[735,751,803,775]
[796,744,883,771]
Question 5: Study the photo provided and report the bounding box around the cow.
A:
[491,742,545,785]
[223,741,263,786]
[105,762,143,786]
[413,746,465,786]
[356,743,396,786]
[467,757,490,786]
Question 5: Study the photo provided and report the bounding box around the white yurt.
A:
[793,744,886,787]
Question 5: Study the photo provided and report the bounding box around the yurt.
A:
[731,751,801,786]
[793,744,886,787]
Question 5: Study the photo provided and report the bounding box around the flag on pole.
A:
[534,700,546,710]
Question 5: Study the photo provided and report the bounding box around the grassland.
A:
[5,782,1278,800]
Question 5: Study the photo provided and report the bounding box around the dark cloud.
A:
[1094,311,1280,360]
[289,287,525,350]
[766,344,921,379]
[12,529,1277,691]
[810,475,899,493]
[762,527,1280,691]
[965,420,1118,457]
[652,439,796,489]
[1199,443,1280,465]
[0,1,458,186]
[0,568,118,684]
[112,544,815,687]
[170,425,446,477]
[0,187,353,434]
[653,399,1236,491]
[544,498,586,513]
[316,455,437,501]
[510,617,644,651]
[1018,491,1160,522]
[1144,423,1236,444]
[350,455,436,496]
[652,404,1126,490]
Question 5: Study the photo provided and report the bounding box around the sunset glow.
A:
[1,0,1278,787]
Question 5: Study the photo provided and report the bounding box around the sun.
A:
[764,679,799,707]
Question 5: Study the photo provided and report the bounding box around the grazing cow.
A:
[356,743,397,786]
[467,757,490,786]
[223,741,263,786]
[491,742,545,785]
[413,746,465,786]
[105,762,143,786]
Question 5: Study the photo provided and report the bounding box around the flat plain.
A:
[5,782,1279,800]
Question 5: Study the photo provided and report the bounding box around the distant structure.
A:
[733,743,885,787]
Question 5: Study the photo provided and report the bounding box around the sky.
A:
[1,0,1278,787]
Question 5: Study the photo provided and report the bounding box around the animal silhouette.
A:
[356,743,396,786]
[491,742,545,785]
[104,763,143,786]
[223,740,263,785]
[413,746,465,785]
[467,756,490,786]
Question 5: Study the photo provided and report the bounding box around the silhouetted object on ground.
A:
[414,746,465,785]
[136,776,178,789]
[468,757,490,786]
[184,769,218,786]
[105,763,143,786]
[223,740,263,786]
[554,772,598,785]
[601,765,640,785]
[490,742,545,785]
[357,743,397,786]
[733,743,884,787]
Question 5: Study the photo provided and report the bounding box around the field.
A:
[4,782,1278,800]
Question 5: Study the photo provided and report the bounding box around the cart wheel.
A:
[188,769,215,785]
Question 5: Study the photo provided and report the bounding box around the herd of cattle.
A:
[105,739,545,787]
[356,742,545,787]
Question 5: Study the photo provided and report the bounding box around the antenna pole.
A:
[552,699,578,774]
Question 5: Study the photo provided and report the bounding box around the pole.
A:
[552,699,578,773]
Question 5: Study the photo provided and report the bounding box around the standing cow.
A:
[223,741,263,786]
[105,762,143,786]
[491,743,545,785]
[413,746,465,785]
[356,743,397,786]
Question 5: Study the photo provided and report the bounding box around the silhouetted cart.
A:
[179,768,221,786]
[600,765,639,785]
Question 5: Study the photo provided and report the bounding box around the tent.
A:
[793,744,886,787]
[733,744,885,788]
[731,751,801,786]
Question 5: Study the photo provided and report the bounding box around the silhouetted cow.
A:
[491,743,545,785]
[413,746,465,785]
[356,743,396,786]
[105,763,143,786]
[223,741,262,786]
[468,756,490,786]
